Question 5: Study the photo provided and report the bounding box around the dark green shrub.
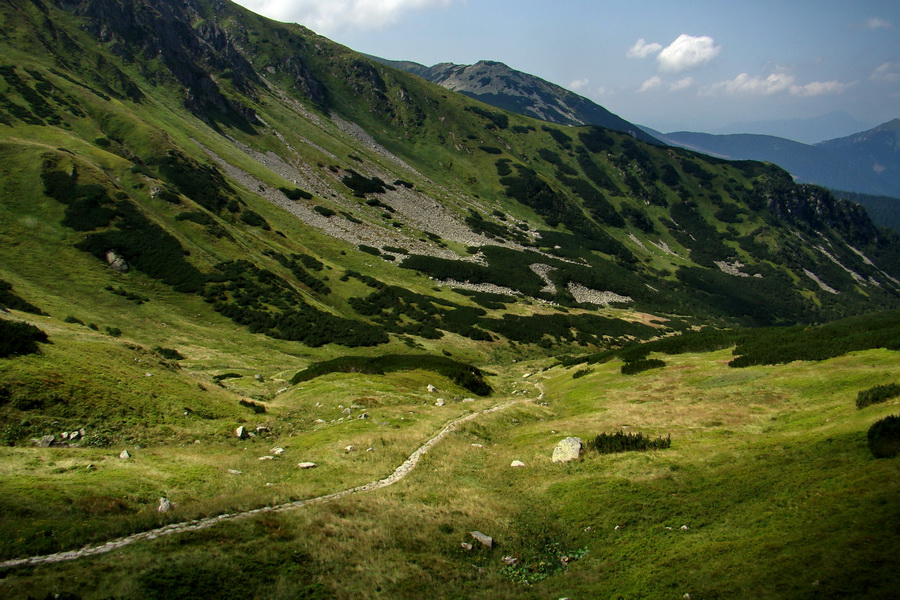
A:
[867,415,900,458]
[0,280,45,315]
[0,319,49,357]
[589,431,671,454]
[240,210,270,230]
[63,315,84,325]
[857,383,900,409]
[313,205,336,217]
[279,186,313,200]
[153,346,184,361]
[239,399,266,414]
[621,359,665,375]
[213,373,242,382]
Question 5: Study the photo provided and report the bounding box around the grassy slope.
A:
[1,347,896,598]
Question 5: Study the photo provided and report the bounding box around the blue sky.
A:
[232,1,899,136]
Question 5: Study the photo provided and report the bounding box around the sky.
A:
[231,0,900,138]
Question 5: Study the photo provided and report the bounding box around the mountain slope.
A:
[655,119,900,199]
[375,57,661,144]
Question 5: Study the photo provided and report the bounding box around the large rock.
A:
[235,425,248,439]
[552,437,583,463]
[105,250,129,273]
[157,497,174,513]
[470,531,493,548]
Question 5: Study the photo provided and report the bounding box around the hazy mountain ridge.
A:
[655,119,900,200]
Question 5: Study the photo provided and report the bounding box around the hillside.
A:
[0,0,898,597]
[375,57,661,144]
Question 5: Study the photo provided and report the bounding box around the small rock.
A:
[552,437,583,463]
[297,462,317,469]
[427,384,437,393]
[256,425,270,434]
[435,398,445,407]
[470,531,493,548]
[258,455,275,461]
[342,407,352,415]
[614,525,620,530]
[358,413,369,419]
[510,460,526,468]
[680,525,689,530]
[314,419,326,424]
[460,542,473,551]
[61,432,70,440]
[157,497,174,513]
[345,445,355,453]
[38,435,55,448]
[366,447,375,452]
[271,447,285,455]
[254,374,264,382]
[235,426,248,439]
[119,450,131,459]
[683,594,691,599]
[502,556,518,566]
[228,469,242,475]
[471,443,483,448]
[462,398,475,403]
[78,428,86,438]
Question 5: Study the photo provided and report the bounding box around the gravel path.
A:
[0,392,541,571]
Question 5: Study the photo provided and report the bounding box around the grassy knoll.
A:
[1,347,896,598]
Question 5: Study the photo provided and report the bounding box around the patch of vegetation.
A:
[313,205,335,217]
[867,415,900,458]
[105,285,149,305]
[239,398,266,414]
[588,430,672,454]
[203,260,386,347]
[856,383,900,409]
[153,346,184,361]
[464,105,508,130]
[341,170,393,197]
[621,358,666,375]
[41,168,116,232]
[240,209,270,230]
[0,280,45,315]
[0,319,49,357]
[290,354,492,395]
[278,186,314,200]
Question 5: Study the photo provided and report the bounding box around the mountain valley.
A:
[0,1,898,598]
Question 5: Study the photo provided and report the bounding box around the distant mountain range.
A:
[714,111,874,145]
[649,120,900,201]
[372,57,661,145]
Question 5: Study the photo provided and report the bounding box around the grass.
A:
[0,347,896,598]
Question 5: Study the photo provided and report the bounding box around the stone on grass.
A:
[427,384,437,393]
[435,398,445,407]
[502,556,519,566]
[157,497,174,513]
[258,455,274,461]
[510,460,526,468]
[470,531,493,548]
[297,462,317,469]
[460,542,473,551]
[271,447,285,455]
[119,450,131,460]
[235,425,248,439]
[228,469,242,475]
[551,437,583,463]
[37,435,55,448]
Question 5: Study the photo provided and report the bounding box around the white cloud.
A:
[702,72,796,95]
[669,77,694,91]
[627,38,663,59]
[863,17,892,29]
[789,80,851,96]
[639,76,663,92]
[702,71,851,97]
[871,62,900,83]
[569,78,589,92]
[657,34,721,73]
[232,0,457,33]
